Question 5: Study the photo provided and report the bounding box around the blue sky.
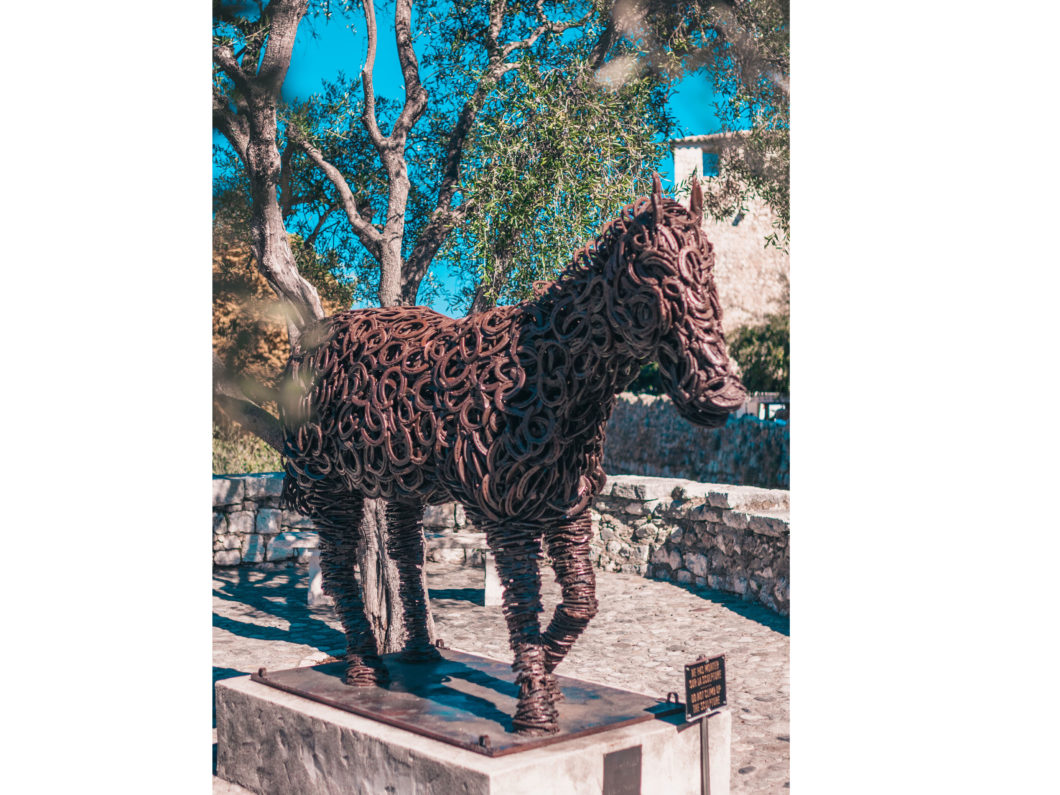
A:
[217,8,731,314]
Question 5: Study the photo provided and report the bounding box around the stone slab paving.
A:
[214,561,788,793]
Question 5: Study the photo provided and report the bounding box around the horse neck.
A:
[521,262,642,411]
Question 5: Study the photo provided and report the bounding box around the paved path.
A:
[214,561,789,793]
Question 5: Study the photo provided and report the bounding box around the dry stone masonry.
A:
[604,393,789,489]
[214,472,789,616]
[213,474,319,567]
[591,475,789,615]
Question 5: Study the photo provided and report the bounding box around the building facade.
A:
[671,133,789,334]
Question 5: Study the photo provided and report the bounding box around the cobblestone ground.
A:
[213,561,789,793]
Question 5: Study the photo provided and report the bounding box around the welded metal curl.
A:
[280,175,746,735]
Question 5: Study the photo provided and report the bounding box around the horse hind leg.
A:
[316,494,389,686]
[385,499,441,663]
[486,523,559,735]
[541,513,599,687]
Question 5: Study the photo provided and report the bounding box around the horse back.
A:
[284,306,453,503]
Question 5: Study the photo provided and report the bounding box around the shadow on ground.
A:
[213,565,345,651]
[664,580,789,635]
[427,586,484,606]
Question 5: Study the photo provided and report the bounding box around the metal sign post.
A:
[684,655,728,795]
[701,712,711,795]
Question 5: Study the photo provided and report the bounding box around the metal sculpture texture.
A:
[281,175,747,735]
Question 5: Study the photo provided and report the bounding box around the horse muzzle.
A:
[668,374,747,428]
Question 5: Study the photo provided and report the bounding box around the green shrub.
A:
[728,312,789,394]
[212,423,282,474]
[626,361,666,395]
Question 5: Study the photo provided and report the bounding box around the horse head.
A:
[603,173,747,427]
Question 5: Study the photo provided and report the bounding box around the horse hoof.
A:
[398,645,443,664]
[513,719,560,736]
[345,663,390,687]
[513,678,560,735]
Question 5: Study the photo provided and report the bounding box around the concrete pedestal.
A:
[216,655,731,795]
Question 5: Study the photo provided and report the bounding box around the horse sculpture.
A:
[280,175,747,735]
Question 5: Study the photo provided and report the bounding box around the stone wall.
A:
[212,474,319,566]
[591,475,789,615]
[603,393,789,490]
[213,472,789,615]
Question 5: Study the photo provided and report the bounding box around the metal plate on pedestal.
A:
[251,647,682,757]
[603,744,642,794]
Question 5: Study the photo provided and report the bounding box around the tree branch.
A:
[588,14,615,69]
[238,15,270,77]
[296,137,384,254]
[486,0,507,52]
[257,0,308,89]
[402,57,519,296]
[213,89,249,163]
[390,0,428,144]
[279,141,295,217]
[402,202,469,302]
[358,0,387,151]
[501,7,592,58]
[404,6,595,294]
[226,0,323,338]
[213,394,285,453]
[213,45,249,92]
[303,206,336,249]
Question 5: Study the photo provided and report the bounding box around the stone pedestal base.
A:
[216,664,730,794]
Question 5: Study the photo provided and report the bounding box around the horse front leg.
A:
[541,512,599,678]
[486,523,559,735]
[385,499,441,663]
[316,495,389,687]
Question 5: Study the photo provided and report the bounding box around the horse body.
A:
[281,177,746,734]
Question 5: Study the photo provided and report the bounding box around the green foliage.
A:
[701,0,790,245]
[215,0,790,315]
[604,0,790,247]
[443,58,673,309]
[414,1,677,310]
[727,311,789,393]
[626,362,666,395]
[213,422,282,475]
[291,233,357,310]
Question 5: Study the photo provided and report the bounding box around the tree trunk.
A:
[214,0,433,656]
[356,500,402,652]
[377,243,404,308]
[359,234,435,652]
[356,500,436,653]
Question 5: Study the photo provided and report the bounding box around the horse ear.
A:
[689,176,703,224]
[650,172,663,227]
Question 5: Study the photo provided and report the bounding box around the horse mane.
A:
[534,189,704,306]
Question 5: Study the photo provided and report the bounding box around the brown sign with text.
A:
[684,655,726,720]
